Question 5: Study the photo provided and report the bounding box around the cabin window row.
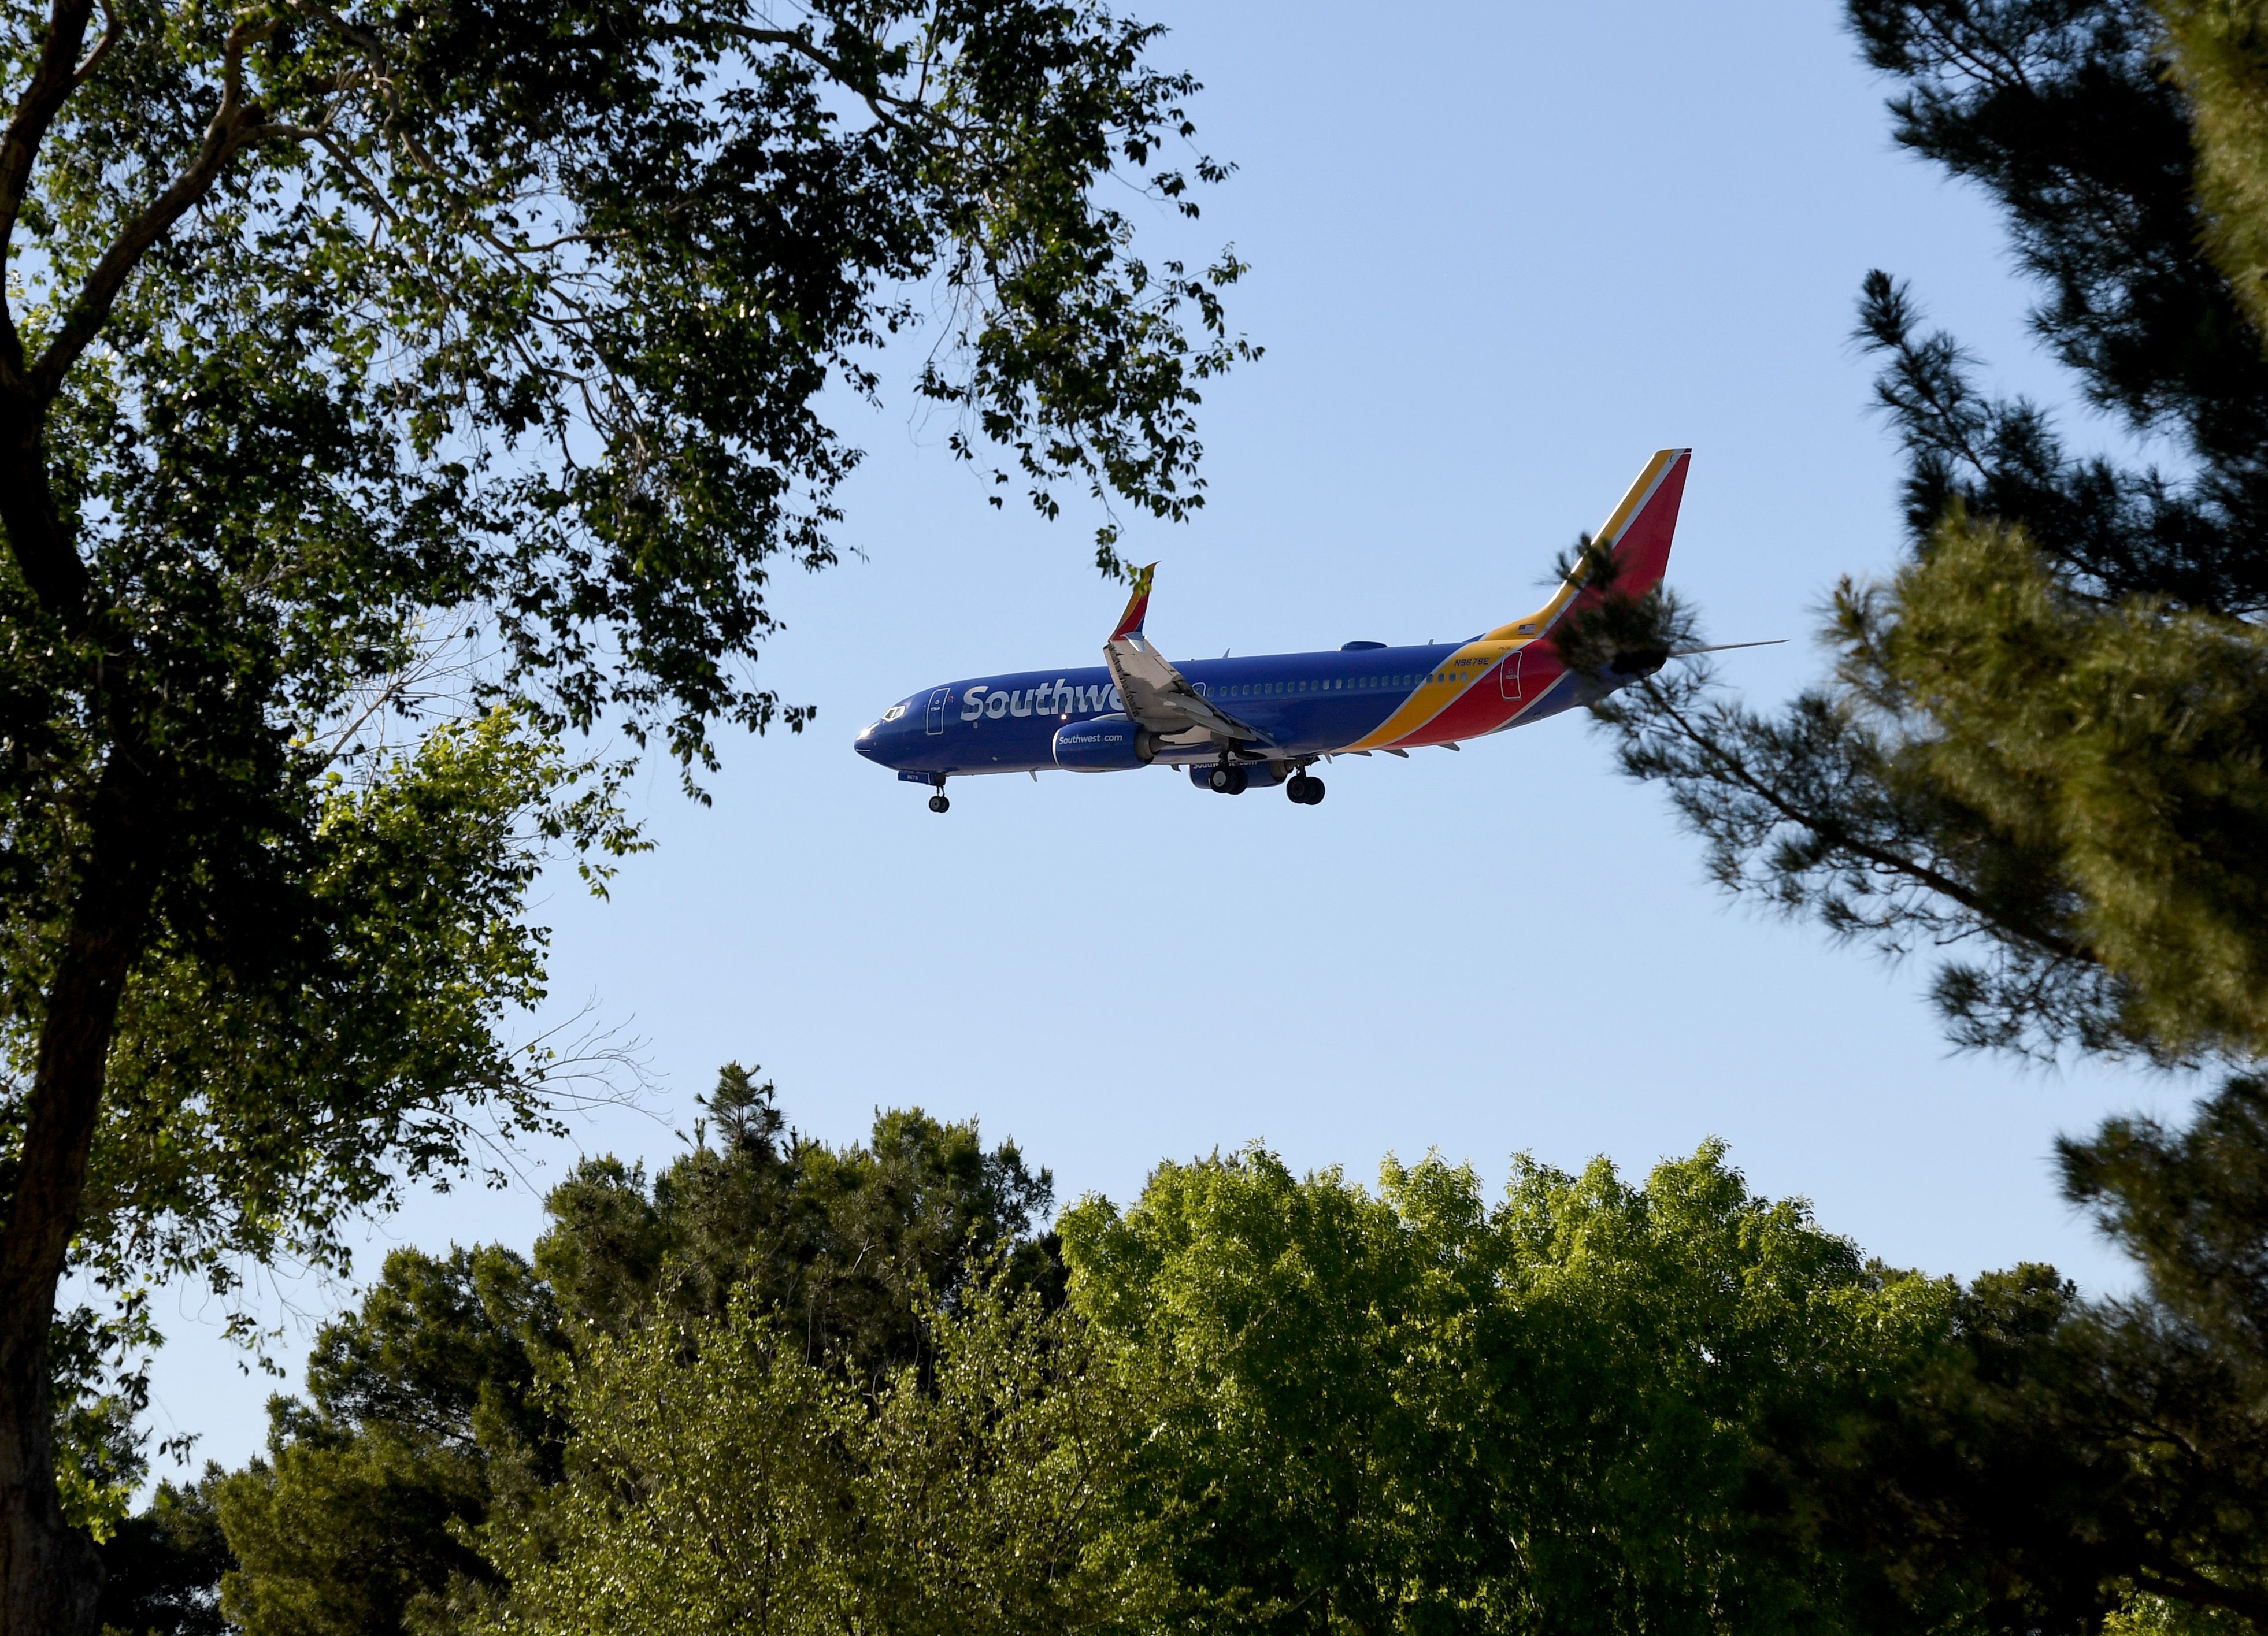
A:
[1215,674,1443,698]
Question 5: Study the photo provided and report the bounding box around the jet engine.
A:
[1187,760,1288,793]
[1052,715,1158,771]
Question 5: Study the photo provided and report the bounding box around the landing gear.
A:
[1287,774,1326,806]
[928,793,950,814]
[1207,763,1249,795]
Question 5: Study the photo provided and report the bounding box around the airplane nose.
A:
[855,728,881,759]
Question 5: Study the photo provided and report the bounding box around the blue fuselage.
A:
[854,640,1585,777]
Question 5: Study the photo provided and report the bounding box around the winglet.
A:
[1110,563,1158,641]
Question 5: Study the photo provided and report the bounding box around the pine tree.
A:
[2162,0,2268,347]
[1587,0,2268,1066]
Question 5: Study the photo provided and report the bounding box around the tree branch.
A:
[26,17,278,403]
[1629,674,2092,966]
[68,0,118,90]
[709,23,965,145]
[0,0,102,386]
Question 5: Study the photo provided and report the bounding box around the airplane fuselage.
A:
[854,636,1593,780]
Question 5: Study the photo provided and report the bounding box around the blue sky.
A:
[138,0,2204,1474]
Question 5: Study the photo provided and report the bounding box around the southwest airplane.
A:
[857,448,1717,811]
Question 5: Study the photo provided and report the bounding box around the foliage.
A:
[212,1244,557,1636]
[1059,1140,1947,1635]
[206,1081,2006,1636]
[1765,1084,2268,1633]
[2159,0,2268,347]
[1847,517,2268,1057]
[79,707,636,1357]
[536,1065,1061,1378]
[1558,9,2268,1625]
[0,0,1243,1620]
[481,1277,1163,1636]
[49,1300,158,1547]
[212,1073,1062,1633]
[92,1468,232,1636]
[2057,1077,2268,1622]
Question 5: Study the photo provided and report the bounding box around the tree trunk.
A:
[0,748,157,1635]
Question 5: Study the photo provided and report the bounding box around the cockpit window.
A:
[882,704,907,721]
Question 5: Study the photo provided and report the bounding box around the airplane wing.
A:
[1103,565,1273,750]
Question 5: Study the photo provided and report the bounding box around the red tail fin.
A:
[1484,450,1691,641]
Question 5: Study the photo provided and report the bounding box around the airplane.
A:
[856,448,1756,812]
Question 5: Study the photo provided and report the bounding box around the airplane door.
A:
[1499,650,1523,701]
[926,687,949,735]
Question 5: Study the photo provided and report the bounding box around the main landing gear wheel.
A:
[1288,774,1325,806]
[1207,764,1248,795]
[928,793,950,814]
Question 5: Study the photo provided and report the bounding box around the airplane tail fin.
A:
[1485,448,1691,643]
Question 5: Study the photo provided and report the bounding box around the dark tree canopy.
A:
[1847,0,2268,615]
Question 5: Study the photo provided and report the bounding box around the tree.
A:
[1767,1087,2268,1633]
[214,1071,1065,1631]
[2160,0,2268,346]
[1551,5,2268,1625]
[535,1065,1061,1379]
[1580,0,2268,1066]
[483,1277,1162,1636]
[91,1468,231,1636]
[212,1244,557,1636]
[1057,1140,1946,1634]
[0,1,1247,1627]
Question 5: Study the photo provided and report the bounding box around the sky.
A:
[135,0,2213,1476]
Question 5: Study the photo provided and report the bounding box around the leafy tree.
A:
[538,1066,1061,1381]
[214,1244,558,1636]
[1058,1140,1945,1634]
[215,1072,1063,1631]
[1767,1085,2268,1633]
[91,1468,231,1636]
[0,0,1246,1626]
[483,1276,1163,1636]
[2055,1079,2268,1624]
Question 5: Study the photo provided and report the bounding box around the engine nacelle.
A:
[1187,760,1288,793]
[1053,715,1157,771]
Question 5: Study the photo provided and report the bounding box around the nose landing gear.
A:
[928,793,950,814]
[918,774,949,814]
[1287,773,1325,805]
